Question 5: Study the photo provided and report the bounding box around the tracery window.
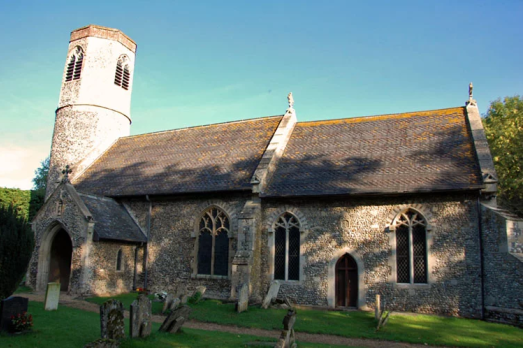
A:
[116,249,123,271]
[198,207,229,276]
[274,213,300,281]
[395,210,427,283]
[65,46,84,82]
[114,56,130,90]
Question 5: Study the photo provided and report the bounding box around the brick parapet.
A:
[71,25,136,52]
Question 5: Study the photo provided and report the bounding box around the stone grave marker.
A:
[130,294,152,338]
[175,284,187,298]
[261,280,280,309]
[180,294,189,305]
[169,298,181,311]
[0,296,28,332]
[162,293,174,314]
[159,305,192,334]
[100,299,125,340]
[275,309,297,348]
[194,285,206,297]
[45,282,61,311]
[236,283,249,313]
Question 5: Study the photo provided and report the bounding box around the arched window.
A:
[116,249,123,271]
[65,46,84,82]
[114,56,130,90]
[198,207,229,276]
[395,210,427,283]
[274,213,300,281]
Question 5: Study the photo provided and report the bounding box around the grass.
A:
[0,301,347,348]
[87,293,522,348]
[14,285,33,294]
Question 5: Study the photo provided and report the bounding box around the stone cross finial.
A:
[61,165,72,183]
[466,82,477,107]
[287,92,294,109]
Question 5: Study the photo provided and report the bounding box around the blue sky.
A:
[1,0,522,189]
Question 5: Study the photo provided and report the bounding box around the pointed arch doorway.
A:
[48,229,73,291]
[336,253,358,307]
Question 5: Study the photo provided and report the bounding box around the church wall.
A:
[260,193,483,318]
[122,192,249,299]
[481,205,523,326]
[29,185,89,293]
[87,242,141,296]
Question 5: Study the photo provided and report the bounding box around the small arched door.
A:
[335,253,358,307]
[48,229,72,291]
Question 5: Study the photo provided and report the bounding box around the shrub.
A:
[0,204,35,300]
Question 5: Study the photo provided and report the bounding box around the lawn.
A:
[88,293,523,348]
[0,301,347,348]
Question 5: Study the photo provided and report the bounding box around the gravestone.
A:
[180,294,189,305]
[0,296,28,332]
[159,305,192,333]
[275,309,297,348]
[84,338,120,348]
[100,300,125,340]
[130,294,152,338]
[174,284,187,298]
[45,282,61,311]
[261,280,280,309]
[236,283,249,313]
[194,285,206,297]
[162,293,174,314]
[169,298,181,311]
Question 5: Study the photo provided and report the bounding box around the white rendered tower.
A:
[46,25,137,199]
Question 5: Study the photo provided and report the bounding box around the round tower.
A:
[46,25,137,199]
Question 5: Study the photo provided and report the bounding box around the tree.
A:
[32,157,50,192]
[0,204,34,300]
[483,96,523,216]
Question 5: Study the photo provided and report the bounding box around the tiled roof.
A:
[79,193,146,242]
[262,107,483,197]
[74,116,283,196]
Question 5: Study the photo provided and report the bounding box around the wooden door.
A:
[335,253,358,307]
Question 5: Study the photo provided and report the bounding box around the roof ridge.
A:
[297,106,465,125]
[122,114,284,140]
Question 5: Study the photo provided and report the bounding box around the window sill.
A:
[394,282,431,289]
[273,279,302,286]
[191,274,229,280]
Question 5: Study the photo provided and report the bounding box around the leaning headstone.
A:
[194,286,206,297]
[84,338,120,348]
[236,283,249,313]
[180,294,189,305]
[45,282,61,311]
[130,294,152,338]
[174,284,187,298]
[275,309,297,348]
[162,293,174,314]
[261,280,280,309]
[375,294,381,320]
[159,305,192,333]
[100,300,125,340]
[0,296,28,332]
[169,298,181,311]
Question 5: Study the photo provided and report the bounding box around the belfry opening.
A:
[48,229,72,291]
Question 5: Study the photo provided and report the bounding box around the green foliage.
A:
[483,96,523,216]
[0,187,45,221]
[0,204,35,300]
[32,157,49,192]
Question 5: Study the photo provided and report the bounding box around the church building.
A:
[29,25,523,325]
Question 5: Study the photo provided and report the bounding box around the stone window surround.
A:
[266,206,309,285]
[190,200,238,280]
[115,248,124,272]
[387,204,435,288]
[64,45,84,82]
